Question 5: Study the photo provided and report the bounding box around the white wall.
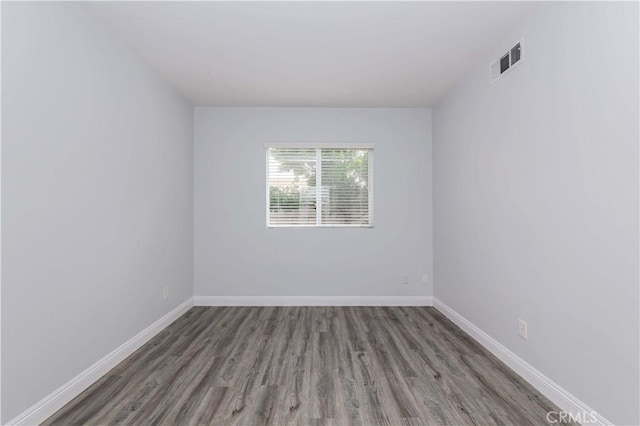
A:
[1,3,194,422]
[433,2,639,425]
[194,107,432,299]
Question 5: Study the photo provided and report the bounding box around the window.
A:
[266,144,373,227]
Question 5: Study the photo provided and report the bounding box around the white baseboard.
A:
[8,298,194,426]
[194,295,433,307]
[433,298,612,426]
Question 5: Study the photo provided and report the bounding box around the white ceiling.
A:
[86,2,538,107]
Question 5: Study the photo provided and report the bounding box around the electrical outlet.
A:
[402,276,410,285]
[518,319,527,339]
[421,273,429,285]
[163,287,169,301]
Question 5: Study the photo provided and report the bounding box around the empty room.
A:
[1,1,638,425]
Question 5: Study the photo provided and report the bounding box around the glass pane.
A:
[320,149,369,225]
[268,148,317,226]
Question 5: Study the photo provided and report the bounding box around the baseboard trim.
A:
[432,298,613,426]
[193,295,433,307]
[7,298,194,426]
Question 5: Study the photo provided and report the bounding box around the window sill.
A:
[267,224,374,229]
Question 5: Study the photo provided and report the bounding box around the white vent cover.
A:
[490,39,522,84]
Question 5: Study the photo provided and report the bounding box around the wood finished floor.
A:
[44,307,561,425]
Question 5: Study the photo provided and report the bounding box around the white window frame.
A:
[265,142,374,228]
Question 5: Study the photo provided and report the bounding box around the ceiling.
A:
[85,2,538,107]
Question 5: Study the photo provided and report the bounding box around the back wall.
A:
[194,107,432,300]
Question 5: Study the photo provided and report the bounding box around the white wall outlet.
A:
[421,273,429,285]
[163,287,170,301]
[402,276,410,285]
[518,319,528,339]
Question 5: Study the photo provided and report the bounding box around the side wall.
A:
[433,3,639,424]
[194,107,433,300]
[1,3,194,421]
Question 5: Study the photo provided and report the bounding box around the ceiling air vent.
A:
[490,39,523,84]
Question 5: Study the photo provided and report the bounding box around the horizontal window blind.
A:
[267,146,373,227]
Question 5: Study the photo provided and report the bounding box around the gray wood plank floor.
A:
[43,307,561,425]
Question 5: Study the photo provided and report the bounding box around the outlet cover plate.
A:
[518,319,528,339]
